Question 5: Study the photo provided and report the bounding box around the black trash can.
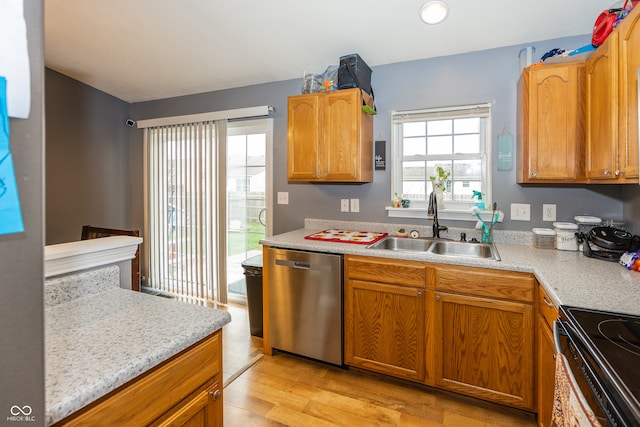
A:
[241,254,263,338]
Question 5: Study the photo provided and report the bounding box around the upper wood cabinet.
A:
[586,5,640,182]
[287,88,373,183]
[517,61,586,183]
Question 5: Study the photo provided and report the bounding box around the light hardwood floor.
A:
[221,304,538,427]
[217,302,264,386]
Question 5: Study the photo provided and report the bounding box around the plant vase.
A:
[434,187,445,210]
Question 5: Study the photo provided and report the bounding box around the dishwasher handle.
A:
[275,259,311,269]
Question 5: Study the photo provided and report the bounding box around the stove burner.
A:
[562,306,640,425]
[598,319,640,357]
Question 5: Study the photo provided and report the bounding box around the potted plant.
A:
[429,166,450,209]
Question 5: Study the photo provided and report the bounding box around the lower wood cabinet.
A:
[537,285,559,427]
[344,255,427,382]
[55,331,223,427]
[431,265,536,411]
[151,381,222,427]
[344,255,537,413]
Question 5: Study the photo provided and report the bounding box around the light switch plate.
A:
[341,199,350,212]
[510,203,530,221]
[277,192,289,205]
[350,198,360,213]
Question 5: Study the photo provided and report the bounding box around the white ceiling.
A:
[44,0,609,103]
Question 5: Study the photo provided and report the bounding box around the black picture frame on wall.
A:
[375,140,385,170]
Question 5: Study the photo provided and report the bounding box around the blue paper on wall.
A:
[497,127,513,171]
[0,76,24,235]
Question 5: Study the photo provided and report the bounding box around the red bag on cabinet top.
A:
[592,0,638,47]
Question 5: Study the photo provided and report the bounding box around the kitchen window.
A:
[389,103,492,220]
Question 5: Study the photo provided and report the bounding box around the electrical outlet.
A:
[341,199,350,212]
[350,198,360,213]
[277,192,289,205]
[510,203,531,221]
[543,204,556,222]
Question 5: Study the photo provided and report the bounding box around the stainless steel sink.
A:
[366,236,435,252]
[427,240,500,260]
[367,236,500,261]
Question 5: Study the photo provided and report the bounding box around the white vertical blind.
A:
[144,121,220,305]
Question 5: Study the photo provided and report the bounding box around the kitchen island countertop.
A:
[261,225,640,317]
[45,283,231,426]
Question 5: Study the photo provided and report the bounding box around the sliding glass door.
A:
[226,119,272,303]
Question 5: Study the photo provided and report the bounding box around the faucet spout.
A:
[428,191,440,238]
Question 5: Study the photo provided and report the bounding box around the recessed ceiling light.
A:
[419,1,448,25]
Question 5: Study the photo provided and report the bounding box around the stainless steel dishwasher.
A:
[267,247,343,365]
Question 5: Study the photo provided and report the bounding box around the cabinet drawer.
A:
[345,255,426,288]
[433,265,534,303]
[538,285,559,329]
[58,332,221,426]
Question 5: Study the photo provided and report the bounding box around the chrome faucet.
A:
[428,191,448,239]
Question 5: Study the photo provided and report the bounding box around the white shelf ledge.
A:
[45,236,143,278]
[386,207,503,222]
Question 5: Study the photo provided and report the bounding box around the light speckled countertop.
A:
[45,269,231,426]
[261,219,640,317]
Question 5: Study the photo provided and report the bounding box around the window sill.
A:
[386,207,503,222]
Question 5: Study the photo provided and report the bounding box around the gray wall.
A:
[45,69,131,244]
[46,34,640,245]
[623,186,640,232]
[130,34,630,235]
[0,0,45,424]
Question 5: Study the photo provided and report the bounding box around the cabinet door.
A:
[344,279,425,382]
[322,90,363,181]
[152,381,222,427]
[537,318,556,427]
[519,63,585,182]
[434,292,535,411]
[586,33,619,180]
[537,286,558,427]
[618,7,640,180]
[287,94,320,180]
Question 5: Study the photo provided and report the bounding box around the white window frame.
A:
[388,102,495,221]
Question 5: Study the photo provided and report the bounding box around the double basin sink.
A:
[367,236,501,261]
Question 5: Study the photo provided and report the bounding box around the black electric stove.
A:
[558,306,640,426]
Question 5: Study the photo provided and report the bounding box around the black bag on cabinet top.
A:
[338,53,372,95]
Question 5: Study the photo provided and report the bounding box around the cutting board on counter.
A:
[304,229,388,245]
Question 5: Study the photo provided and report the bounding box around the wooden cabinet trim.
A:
[537,285,559,329]
[345,254,427,288]
[432,265,535,303]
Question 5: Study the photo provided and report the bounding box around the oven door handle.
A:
[553,319,566,355]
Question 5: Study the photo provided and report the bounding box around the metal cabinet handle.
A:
[209,389,221,400]
[615,169,621,176]
[603,169,610,175]
[543,296,554,307]
[435,295,440,301]
[530,171,537,177]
